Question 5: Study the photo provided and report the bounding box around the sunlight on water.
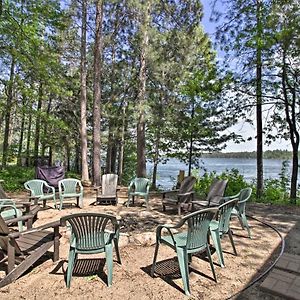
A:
[146,158,292,190]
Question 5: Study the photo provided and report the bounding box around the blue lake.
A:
[146,158,292,189]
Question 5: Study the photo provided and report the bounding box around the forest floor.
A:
[1,187,299,300]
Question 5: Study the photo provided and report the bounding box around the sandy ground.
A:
[1,188,299,300]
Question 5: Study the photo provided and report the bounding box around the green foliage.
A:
[0,166,35,191]
[192,168,252,199]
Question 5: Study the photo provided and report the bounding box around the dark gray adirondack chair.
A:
[0,215,60,288]
[127,178,150,210]
[151,208,218,296]
[192,179,228,209]
[95,174,119,205]
[209,198,238,267]
[162,176,196,216]
[61,213,121,288]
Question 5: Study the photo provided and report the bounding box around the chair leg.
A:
[228,229,237,256]
[59,196,63,211]
[178,205,181,217]
[240,214,251,238]
[176,247,190,296]
[105,243,113,287]
[127,196,131,208]
[151,242,160,277]
[66,248,76,288]
[206,244,217,282]
[114,238,122,264]
[210,228,225,267]
[52,194,57,209]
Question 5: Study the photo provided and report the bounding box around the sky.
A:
[200,0,291,153]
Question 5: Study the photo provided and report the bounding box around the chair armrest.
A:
[161,189,179,198]
[128,180,134,192]
[8,220,61,239]
[178,191,195,197]
[4,214,35,225]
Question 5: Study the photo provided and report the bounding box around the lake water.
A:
[146,158,292,189]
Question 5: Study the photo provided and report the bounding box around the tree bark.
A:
[118,103,127,184]
[92,0,104,186]
[80,0,90,183]
[34,82,43,166]
[17,95,26,166]
[282,48,299,203]
[25,112,32,167]
[136,4,150,178]
[256,0,264,198]
[1,56,15,169]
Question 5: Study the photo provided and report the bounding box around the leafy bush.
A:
[192,168,253,199]
[0,166,35,191]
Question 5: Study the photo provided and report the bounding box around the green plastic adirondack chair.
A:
[58,178,83,210]
[151,208,218,296]
[60,213,121,288]
[224,188,252,238]
[24,179,56,208]
[0,199,23,231]
[209,198,238,268]
[127,177,150,209]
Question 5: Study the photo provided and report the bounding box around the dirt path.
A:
[1,189,299,299]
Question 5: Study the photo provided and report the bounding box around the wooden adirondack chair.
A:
[95,174,118,205]
[162,176,196,216]
[24,179,56,208]
[58,179,83,210]
[61,213,121,288]
[0,215,60,288]
[151,208,218,296]
[191,178,228,209]
[127,178,150,210]
[0,199,40,232]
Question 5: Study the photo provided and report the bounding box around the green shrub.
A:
[192,168,253,199]
[0,166,35,191]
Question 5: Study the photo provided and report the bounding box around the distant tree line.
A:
[203,150,294,160]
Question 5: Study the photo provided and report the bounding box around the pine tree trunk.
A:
[256,0,264,198]
[136,5,150,178]
[26,112,32,167]
[80,0,90,183]
[92,0,104,186]
[41,96,52,158]
[282,48,299,203]
[118,103,127,184]
[34,82,43,166]
[17,95,26,166]
[1,56,15,169]
[151,132,160,190]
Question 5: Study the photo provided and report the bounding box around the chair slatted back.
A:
[59,179,80,194]
[182,208,217,250]
[24,180,46,197]
[0,215,22,255]
[178,176,196,201]
[132,178,149,193]
[61,213,118,251]
[237,188,252,213]
[102,174,118,196]
[217,199,237,234]
[207,179,228,206]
